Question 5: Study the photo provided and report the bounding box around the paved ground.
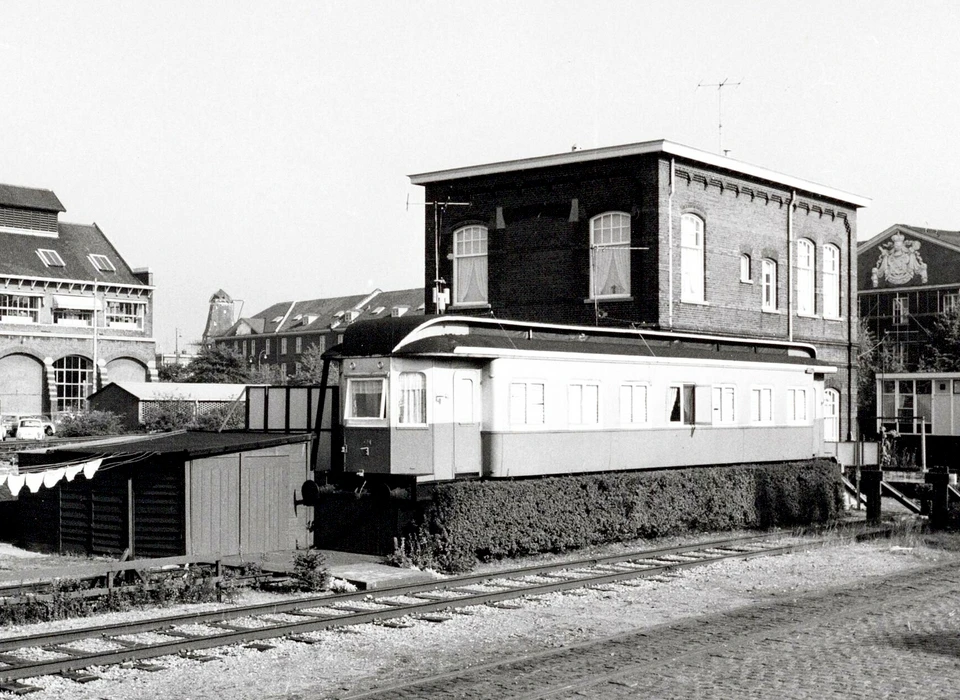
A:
[348,562,960,699]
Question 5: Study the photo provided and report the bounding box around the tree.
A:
[247,363,288,385]
[289,343,336,386]
[916,309,960,371]
[157,361,189,382]
[185,344,249,383]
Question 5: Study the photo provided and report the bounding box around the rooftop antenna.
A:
[697,78,741,155]
[407,195,471,314]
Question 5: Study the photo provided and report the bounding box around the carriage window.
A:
[824,388,839,442]
[620,384,648,424]
[568,383,599,425]
[712,385,736,424]
[787,388,808,423]
[347,378,386,419]
[668,384,695,425]
[750,387,773,424]
[510,382,545,425]
[398,372,426,425]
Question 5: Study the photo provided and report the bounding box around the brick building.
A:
[0,184,156,416]
[409,140,869,443]
[211,288,423,378]
[858,224,960,369]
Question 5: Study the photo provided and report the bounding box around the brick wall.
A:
[420,152,860,439]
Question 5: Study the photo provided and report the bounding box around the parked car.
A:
[1,414,55,440]
[13,418,45,441]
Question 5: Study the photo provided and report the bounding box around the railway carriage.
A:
[325,316,835,485]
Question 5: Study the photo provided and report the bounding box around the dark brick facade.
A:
[414,143,864,441]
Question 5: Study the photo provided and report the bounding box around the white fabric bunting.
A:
[42,468,66,489]
[6,475,24,497]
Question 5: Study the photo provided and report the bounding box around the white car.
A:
[14,418,45,440]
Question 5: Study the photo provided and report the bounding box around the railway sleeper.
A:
[0,680,41,695]
[59,669,99,683]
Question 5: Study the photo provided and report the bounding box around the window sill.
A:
[583,296,634,304]
[740,280,754,285]
[396,424,429,430]
[823,315,843,322]
[797,312,818,319]
[681,299,710,306]
[761,308,781,314]
[451,302,490,310]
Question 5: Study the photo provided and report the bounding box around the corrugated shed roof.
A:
[93,382,250,402]
[31,430,313,460]
[0,221,145,285]
[0,184,65,212]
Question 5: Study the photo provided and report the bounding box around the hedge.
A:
[400,459,843,573]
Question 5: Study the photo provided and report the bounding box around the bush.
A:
[401,460,843,573]
[142,399,195,432]
[190,402,245,431]
[56,410,125,437]
[291,549,330,591]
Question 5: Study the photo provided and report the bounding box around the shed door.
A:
[453,371,481,475]
[189,455,241,556]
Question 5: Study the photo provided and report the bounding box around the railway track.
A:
[0,530,862,694]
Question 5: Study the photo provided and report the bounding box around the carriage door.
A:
[453,370,481,475]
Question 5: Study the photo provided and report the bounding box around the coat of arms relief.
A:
[871,232,928,287]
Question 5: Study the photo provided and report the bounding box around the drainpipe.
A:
[846,215,856,442]
[668,158,675,329]
[787,191,796,342]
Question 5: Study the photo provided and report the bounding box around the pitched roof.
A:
[410,139,870,208]
[221,287,425,337]
[0,221,146,285]
[0,184,64,212]
[859,224,960,254]
[30,430,312,460]
[91,382,250,402]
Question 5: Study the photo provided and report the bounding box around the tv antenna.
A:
[406,194,471,314]
[697,78,741,156]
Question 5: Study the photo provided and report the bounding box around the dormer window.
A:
[372,306,385,315]
[89,254,115,272]
[37,249,65,267]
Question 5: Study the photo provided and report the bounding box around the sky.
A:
[2,1,958,353]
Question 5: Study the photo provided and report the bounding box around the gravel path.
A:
[0,533,953,700]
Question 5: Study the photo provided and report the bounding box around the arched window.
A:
[453,225,488,305]
[796,238,815,315]
[740,254,752,283]
[680,214,705,302]
[822,244,841,319]
[761,259,778,311]
[589,212,631,299]
[54,356,94,413]
[824,388,840,442]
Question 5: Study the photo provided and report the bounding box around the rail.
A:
[0,527,886,692]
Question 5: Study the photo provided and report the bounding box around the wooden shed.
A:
[16,431,314,559]
[88,382,250,431]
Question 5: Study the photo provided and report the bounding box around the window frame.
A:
[668,383,696,425]
[822,244,841,319]
[680,214,705,303]
[589,212,632,300]
[892,295,908,325]
[787,387,808,424]
[88,254,116,273]
[36,248,65,267]
[0,293,41,323]
[740,254,752,283]
[105,300,146,329]
[619,382,649,425]
[796,238,816,316]
[345,377,388,421]
[397,371,428,427]
[823,387,840,442]
[509,381,546,426]
[750,386,774,424]
[711,385,736,425]
[761,258,778,312]
[567,382,600,426]
[453,224,489,307]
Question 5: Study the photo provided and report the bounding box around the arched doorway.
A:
[105,357,148,383]
[0,354,44,415]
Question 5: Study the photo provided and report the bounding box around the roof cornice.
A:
[409,139,870,208]
[0,273,154,292]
